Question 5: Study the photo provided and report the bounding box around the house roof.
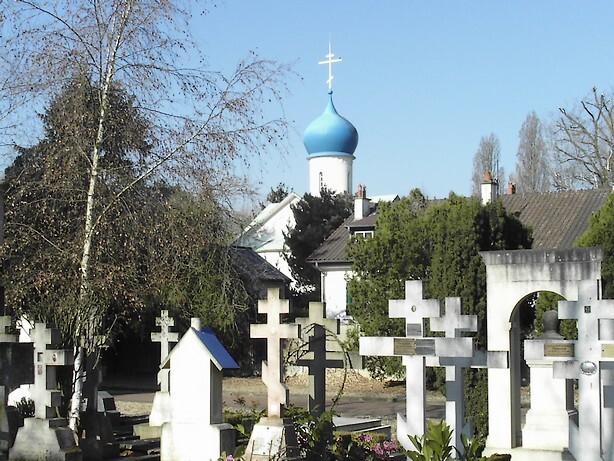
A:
[230,246,291,285]
[234,192,301,251]
[308,189,611,266]
[500,189,610,249]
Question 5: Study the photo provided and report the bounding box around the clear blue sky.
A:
[197,1,614,201]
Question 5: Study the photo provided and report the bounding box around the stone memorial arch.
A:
[481,247,603,454]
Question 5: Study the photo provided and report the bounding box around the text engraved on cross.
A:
[151,310,179,361]
[250,287,299,418]
[295,302,344,416]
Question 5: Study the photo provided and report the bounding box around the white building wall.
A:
[309,155,353,196]
[321,265,352,319]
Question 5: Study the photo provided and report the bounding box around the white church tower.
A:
[303,44,358,197]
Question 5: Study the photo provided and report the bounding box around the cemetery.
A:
[0,13,612,460]
[0,246,608,460]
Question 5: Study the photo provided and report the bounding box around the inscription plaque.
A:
[415,338,436,356]
[394,338,416,356]
[544,342,574,358]
[406,323,422,337]
[602,343,614,358]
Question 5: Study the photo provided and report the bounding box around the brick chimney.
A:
[480,172,498,205]
[508,182,516,195]
[354,184,371,220]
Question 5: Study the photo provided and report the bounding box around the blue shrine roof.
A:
[193,327,239,370]
[303,92,358,158]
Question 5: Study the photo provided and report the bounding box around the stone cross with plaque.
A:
[30,323,73,419]
[360,281,476,449]
[294,302,344,417]
[550,280,614,461]
[10,323,79,461]
[430,297,477,452]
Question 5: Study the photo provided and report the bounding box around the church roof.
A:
[303,93,358,158]
[234,192,301,252]
[308,189,611,266]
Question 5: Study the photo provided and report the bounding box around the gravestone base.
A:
[9,417,82,461]
[244,417,300,461]
[79,411,119,461]
[522,409,571,451]
[483,446,575,460]
[161,421,235,461]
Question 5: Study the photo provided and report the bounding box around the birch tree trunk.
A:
[68,3,129,430]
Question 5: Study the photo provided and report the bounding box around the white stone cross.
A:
[31,323,73,419]
[295,302,344,417]
[361,281,439,449]
[430,297,477,452]
[318,42,342,92]
[361,281,476,449]
[151,310,179,392]
[553,280,614,461]
[250,288,300,418]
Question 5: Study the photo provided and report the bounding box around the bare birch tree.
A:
[471,133,506,196]
[552,87,614,190]
[0,0,290,430]
[512,111,551,193]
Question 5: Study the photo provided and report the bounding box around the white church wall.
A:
[309,155,353,196]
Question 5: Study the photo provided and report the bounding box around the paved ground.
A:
[108,370,446,433]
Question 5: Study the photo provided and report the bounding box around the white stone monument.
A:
[523,310,575,453]
[360,281,475,449]
[149,310,179,428]
[160,318,238,461]
[245,287,300,460]
[430,296,477,452]
[10,323,81,461]
[552,281,614,461]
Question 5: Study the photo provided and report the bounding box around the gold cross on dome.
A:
[318,42,342,92]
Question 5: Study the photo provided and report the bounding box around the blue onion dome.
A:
[303,92,358,157]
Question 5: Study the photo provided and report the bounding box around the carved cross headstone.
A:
[360,281,439,448]
[151,310,179,392]
[295,302,344,417]
[553,281,614,461]
[250,288,300,418]
[360,281,476,450]
[30,323,73,419]
[430,297,477,452]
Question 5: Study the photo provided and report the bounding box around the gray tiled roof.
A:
[230,246,291,284]
[308,189,611,266]
[500,189,610,249]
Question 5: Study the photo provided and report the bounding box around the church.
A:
[236,45,611,321]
